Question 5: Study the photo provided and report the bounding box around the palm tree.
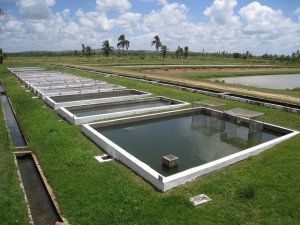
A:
[101,40,114,59]
[244,50,252,59]
[175,46,183,59]
[160,45,168,60]
[85,46,92,61]
[183,46,189,58]
[151,35,162,57]
[124,40,130,55]
[82,44,85,56]
[117,34,130,57]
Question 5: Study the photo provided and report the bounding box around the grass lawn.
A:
[0,59,300,224]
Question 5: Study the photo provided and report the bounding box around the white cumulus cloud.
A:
[239,2,286,34]
[96,0,131,12]
[204,0,239,26]
[17,0,56,20]
[142,3,188,31]
[113,12,142,32]
[294,6,300,20]
[0,0,300,55]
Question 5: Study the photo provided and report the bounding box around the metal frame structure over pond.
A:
[82,107,299,192]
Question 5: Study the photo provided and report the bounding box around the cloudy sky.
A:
[0,0,300,55]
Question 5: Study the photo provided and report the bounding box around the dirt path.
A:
[144,74,300,104]
[144,67,299,75]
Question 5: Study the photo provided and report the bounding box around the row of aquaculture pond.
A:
[8,67,298,193]
[9,67,188,124]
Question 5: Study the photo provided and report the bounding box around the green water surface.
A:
[98,113,282,176]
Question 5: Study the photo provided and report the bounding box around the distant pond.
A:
[211,74,300,90]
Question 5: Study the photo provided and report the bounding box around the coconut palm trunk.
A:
[151,35,162,59]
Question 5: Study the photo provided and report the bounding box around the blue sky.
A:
[0,0,300,55]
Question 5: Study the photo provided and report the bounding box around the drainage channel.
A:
[0,82,5,93]
[15,152,64,225]
[1,90,27,148]
[57,65,300,114]
[1,81,66,224]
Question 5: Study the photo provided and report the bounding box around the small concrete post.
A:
[162,155,179,168]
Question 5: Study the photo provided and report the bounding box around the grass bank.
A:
[1,63,300,224]
[0,80,30,224]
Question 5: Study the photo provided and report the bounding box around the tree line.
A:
[78,34,191,61]
[77,35,300,62]
[2,34,300,63]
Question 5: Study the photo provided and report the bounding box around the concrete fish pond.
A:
[29,80,105,92]
[8,67,124,99]
[82,107,298,192]
[35,83,124,99]
[45,89,152,109]
[8,67,298,192]
[58,96,189,124]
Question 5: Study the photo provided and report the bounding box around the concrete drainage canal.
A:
[0,82,27,148]
[1,81,67,224]
[15,152,65,225]
[0,82,5,93]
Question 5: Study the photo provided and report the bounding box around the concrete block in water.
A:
[162,155,179,168]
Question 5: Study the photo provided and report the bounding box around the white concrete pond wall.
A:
[58,96,189,125]
[82,108,299,192]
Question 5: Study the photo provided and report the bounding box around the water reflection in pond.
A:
[98,113,282,176]
[211,74,300,89]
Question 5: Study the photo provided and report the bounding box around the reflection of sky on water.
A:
[71,101,169,117]
[212,74,300,89]
[98,113,281,176]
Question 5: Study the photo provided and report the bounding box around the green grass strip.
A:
[0,78,30,224]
